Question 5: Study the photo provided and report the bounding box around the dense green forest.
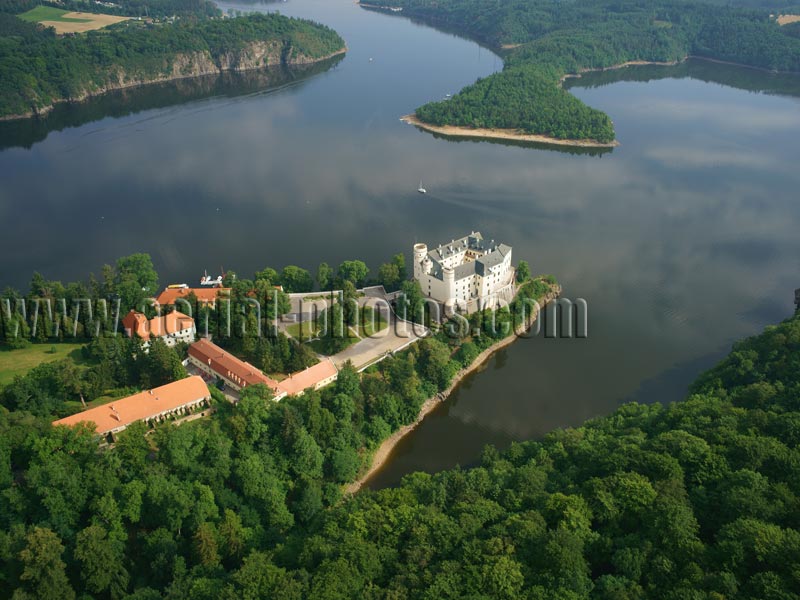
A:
[0,11,344,119]
[378,0,800,142]
[2,253,800,597]
[0,253,561,598]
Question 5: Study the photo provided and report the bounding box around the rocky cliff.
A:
[5,41,346,120]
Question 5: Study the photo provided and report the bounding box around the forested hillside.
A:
[0,256,561,598]
[0,12,344,119]
[2,249,800,596]
[281,312,800,598]
[379,0,800,143]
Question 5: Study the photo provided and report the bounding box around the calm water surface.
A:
[0,0,798,487]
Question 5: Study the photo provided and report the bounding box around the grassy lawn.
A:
[18,6,91,23]
[0,342,87,387]
[286,320,321,340]
[360,312,388,338]
[289,307,388,355]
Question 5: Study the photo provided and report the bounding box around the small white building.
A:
[414,232,515,312]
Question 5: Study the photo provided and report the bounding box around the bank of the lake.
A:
[400,113,619,148]
[347,281,562,494]
[561,56,800,87]
[1,46,347,122]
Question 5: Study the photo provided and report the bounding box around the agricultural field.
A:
[18,6,129,34]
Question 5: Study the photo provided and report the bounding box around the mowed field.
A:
[0,342,87,387]
[18,6,129,34]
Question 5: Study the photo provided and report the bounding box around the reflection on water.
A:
[566,58,800,97]
[365,61,800,488]
[0,0,799,490]
[420,129,615,156]
[0,57,344,152]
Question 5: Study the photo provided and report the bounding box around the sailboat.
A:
[417,179,427,194]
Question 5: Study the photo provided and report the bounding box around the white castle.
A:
[413,232,515,312]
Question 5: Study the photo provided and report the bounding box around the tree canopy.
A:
[3,297,800,596]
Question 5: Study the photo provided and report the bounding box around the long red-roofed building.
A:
[52,376,211,439]
[277,358,338,397]
[187,338,287,400]
[155,286,231,307]
[187,339,339,399]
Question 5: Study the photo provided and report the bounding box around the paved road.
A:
[282,291,429,371]
[331,314,428,371]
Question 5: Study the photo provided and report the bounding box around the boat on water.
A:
[417,180,427,194]
[200,269,224,287]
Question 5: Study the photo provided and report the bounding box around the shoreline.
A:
[0,47,346,122]
[400,55,800,148]
[345,282,562,494]
[400,114,619,148]
[561,55,800,84]
[686,54,799,75]
[559,59,684,85]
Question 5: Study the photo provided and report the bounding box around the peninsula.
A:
[365,0,800,145]
[4,248,800,597]
[0,10,346,120]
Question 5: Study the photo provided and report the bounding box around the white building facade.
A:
[413,232,515,312]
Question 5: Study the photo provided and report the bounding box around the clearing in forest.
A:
[777,14,800,25]
[18,6,129,34]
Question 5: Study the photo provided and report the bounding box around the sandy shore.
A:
[345,283,562,494]
[400,114,619,148]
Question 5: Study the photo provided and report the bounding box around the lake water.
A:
[1,0,798,487]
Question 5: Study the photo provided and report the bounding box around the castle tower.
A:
[443,266,455,300]
[413,243,428,279]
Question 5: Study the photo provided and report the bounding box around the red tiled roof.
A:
[188,338,281,393]
[155,287,230,306]
[52,376,210,435]
[121,310,194,340]
[277,359,338,396]
[121,310,149,339]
